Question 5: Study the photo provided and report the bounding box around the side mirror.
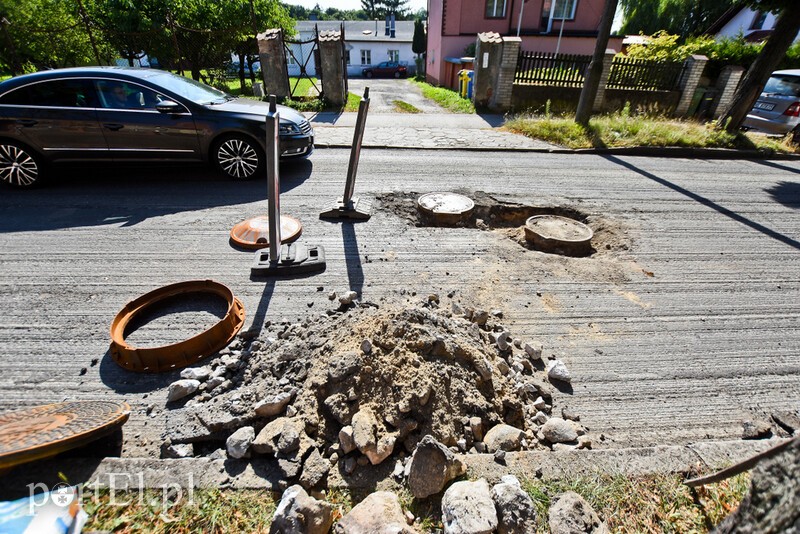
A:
[155,100,184,114]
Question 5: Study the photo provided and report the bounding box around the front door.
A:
[93,79,202,161]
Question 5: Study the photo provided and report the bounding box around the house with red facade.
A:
[426,0,623,87]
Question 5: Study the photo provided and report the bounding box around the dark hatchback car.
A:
[362,61,407,79]
[0,67,313,187]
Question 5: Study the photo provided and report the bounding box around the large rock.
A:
[255,390,295,417]
[483,424,525,452]
[547,359,571,383]
[714,436,800,533]
[491,475,537,534]
[334,491,419,534]
[408,435,466,499]
[226,426,255,459]
[167,379,200,402]
[352,407,378,453]
[270,485,334,534]
[299,448,330,490]
[253,418,306,455]
[548,491,608,534]
[442,479,498,534]
[365,434,397,466]
[542,418,578,444]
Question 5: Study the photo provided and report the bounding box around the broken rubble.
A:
[334,491,419,534]
[548,491,609,534]
[270,485,334,534]
[167,379,200,402]
[407,435,466,499]
[442,479,498,534]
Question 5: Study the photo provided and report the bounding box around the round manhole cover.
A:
[230,215,302,250]
[0,400,130,469]
[417,192,474,225]
[524,215,593,256]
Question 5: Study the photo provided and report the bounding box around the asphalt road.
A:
[0,151,798,458]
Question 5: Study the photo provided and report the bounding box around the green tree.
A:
[361,0,378,19]
[619,0,736,37]
[380,0,409,17]
[412,18,425,57]
[717,0,800,132]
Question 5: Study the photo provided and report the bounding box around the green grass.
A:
[80,473,749,533]
[505,112,799,153]
[392,99,422,113]
[411,79,475,113]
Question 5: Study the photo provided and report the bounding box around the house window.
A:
[361,50,371,65]
[346,51,351,65]
[751,11,767,30]
[485,0,506,18]
[388,50,399,62]
[541,0,578,31]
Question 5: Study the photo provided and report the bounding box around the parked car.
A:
[362,61,407,79]
[743,69,800,141]
[0,66,313,188]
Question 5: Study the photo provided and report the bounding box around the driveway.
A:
[347,78,448,113]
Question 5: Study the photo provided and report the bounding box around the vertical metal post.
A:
[266,95,281,263]
[343,87,370,206]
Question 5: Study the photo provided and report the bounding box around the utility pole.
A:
[575,0,617,126]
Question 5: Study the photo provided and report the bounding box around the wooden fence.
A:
[515,51,591,87]
[607,57,685,91]
[515,51,686,91]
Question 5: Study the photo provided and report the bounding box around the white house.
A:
[707,5,800,43]
[290,20,416,78]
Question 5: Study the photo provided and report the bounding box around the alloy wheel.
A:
[0,144,40,187]
[216,138,260,179]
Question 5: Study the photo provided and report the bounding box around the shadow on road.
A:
[764,181,800,210]
[751,159,800,176]
[0,160,313,233]
[605,155,800,251]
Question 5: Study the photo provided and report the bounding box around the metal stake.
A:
[266,96,281,262]
[320,87,373,220]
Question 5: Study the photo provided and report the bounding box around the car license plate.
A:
[754,101,775,111]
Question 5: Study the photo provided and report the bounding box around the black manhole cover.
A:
[524,215,593,256]
[0,400,130,469]
[417,192,475,225]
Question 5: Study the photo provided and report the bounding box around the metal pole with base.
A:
[319,87,373,220]
[251,97,326,276]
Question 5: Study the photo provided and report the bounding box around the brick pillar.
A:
[675,54,708,117]
[490,36,521,111]
[318,30,347,106]
[592,49,617,112]
[711,65,745,119]
[472,32,503,108]
[257,29,290,100]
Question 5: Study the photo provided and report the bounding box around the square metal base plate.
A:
[251,244,326,276]
[319,197,373,220]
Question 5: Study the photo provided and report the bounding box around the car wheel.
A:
[366,71,373,79]
[0,141,43,188]
[213,135,264,180]
[394,72,401,79]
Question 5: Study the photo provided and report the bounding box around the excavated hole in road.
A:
[377,191,631,257]
[122,293,228,348]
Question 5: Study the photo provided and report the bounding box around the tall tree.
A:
[575,0,618,125]
[717,0,800,132]
[619,0,735,37]
[412,18,425,57]
[361,0,378,19]
[381,0,410,17]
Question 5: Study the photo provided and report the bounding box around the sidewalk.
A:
[308,111,559,151]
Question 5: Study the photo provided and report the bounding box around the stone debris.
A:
[442,479,498,534]
[491,475,538,534]
[339,290,359,306]
[548,491,609,534]
[542,418,579,445]
[407,435,466,499]
[162,297,590,491]
[334,491,420,534]
[270,485,334,534]
[741,420,773,440]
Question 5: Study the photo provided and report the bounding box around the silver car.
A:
[743,69,800,140]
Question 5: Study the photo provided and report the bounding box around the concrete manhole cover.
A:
[0,400,130,469]
[417,192,475,225]
[524,215,593,256]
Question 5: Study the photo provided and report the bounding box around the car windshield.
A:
[763,74,800,97]
[148,71,233,104]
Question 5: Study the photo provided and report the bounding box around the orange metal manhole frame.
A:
[109,280,245,373]
[0,400,130,470]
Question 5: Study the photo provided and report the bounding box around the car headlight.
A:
[279,121,300,135]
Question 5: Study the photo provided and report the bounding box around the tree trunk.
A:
[717,7,800,133]
[575,0,618,126]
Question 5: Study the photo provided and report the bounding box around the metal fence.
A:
[514,51,687,92]
[515,51,591,87]
[607,56,686,91]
